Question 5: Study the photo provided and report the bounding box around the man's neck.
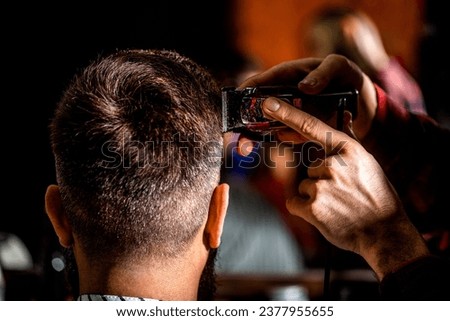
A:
[76,253,204,300]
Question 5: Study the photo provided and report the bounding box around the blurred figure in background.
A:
[305,6,427,115]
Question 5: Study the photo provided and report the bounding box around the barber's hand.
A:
[238,54,378,145]
[260,96,430,280]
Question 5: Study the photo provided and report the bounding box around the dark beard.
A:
[197,248,218,301]
[63,247,79,299]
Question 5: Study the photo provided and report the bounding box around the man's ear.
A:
[205,183,229,249]
[45,185,73,248]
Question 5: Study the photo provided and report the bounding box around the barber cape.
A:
[78,294,158,301]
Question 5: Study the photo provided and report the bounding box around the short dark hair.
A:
[50,49,223,263]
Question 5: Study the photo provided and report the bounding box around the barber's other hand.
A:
[239,54,378,143]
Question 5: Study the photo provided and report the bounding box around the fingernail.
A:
[300,77,318,87]
[264,97,281,111]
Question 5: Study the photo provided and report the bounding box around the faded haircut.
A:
[50,49,223,262]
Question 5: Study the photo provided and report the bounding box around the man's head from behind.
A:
[45,49,228,300]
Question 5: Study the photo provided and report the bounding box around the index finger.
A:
[262,97,354,152]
